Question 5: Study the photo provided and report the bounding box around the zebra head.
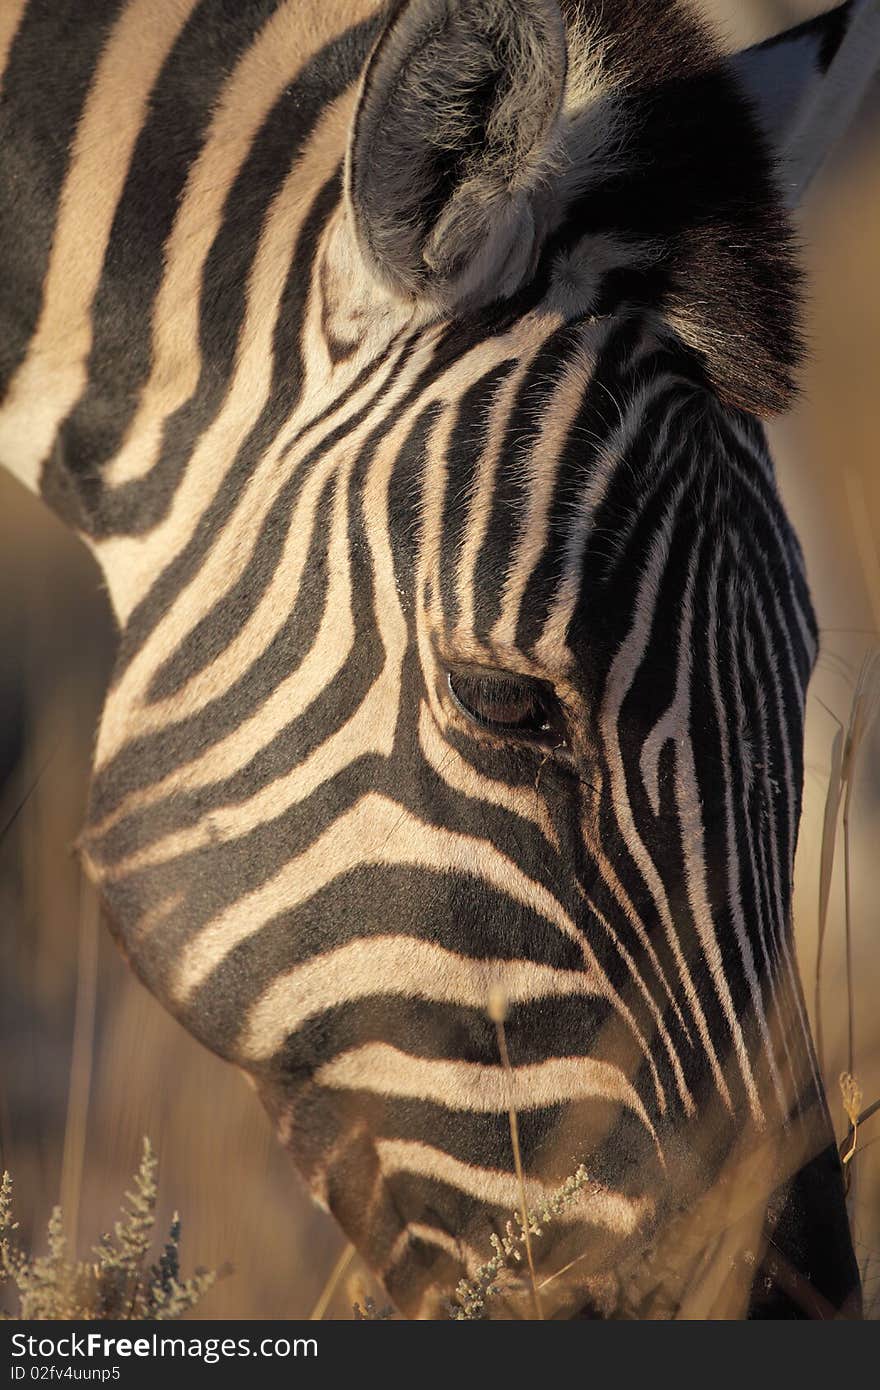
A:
[52,0,859,1316]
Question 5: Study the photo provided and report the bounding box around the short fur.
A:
[0,0,870,1320]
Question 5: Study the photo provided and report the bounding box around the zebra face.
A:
[68,0,853,1318]
[81,322,819,1315]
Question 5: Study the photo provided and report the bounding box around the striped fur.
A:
[0,1,867,1317]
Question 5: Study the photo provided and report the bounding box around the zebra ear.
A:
[346,0,568,310]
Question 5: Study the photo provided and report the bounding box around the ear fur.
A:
[346,0,805,417]
[553,0,806,416]
[346,0,568,311]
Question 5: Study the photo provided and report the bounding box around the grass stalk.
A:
[309,1242,355,1321]
[59,871,100,1252]
[489,989,542,1321]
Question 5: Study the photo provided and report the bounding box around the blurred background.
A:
[0,0,877,1319]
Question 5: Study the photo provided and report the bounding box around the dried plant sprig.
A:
[449,1164,593,1320]
[0,1171,18,1284]
[353,1296,394,1320]
[0,1140,219,1321]
[92,1137,160,1309]
[489,989,542,1319]
[840,1071,864,1166]
[146,1212,221,1321]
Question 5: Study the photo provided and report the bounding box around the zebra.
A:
[0,0,876,1319]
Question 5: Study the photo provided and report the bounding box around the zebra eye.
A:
[447,669,564,743]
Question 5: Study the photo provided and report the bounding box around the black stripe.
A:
[386,402,442,619]
[270,993,623,1077]
[437,360,518,632]
[49,0,289,496]
[164,865,593,1048]
[88,461,382,818]
[513,318,667,653]
[301,1088,664,1193]
[143,176,346,704]
[111,310,414,691]
[470,324,584,643]
[0,0,128,397]
[42,13,380,533]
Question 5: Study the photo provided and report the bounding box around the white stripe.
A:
[315,1042,660,1149]
[701,538,786,1114]
[175,793,611,999]
[602,477,735,1112]
[239,936,608,1061]
[0,0,198,492]
[374,1138,649,1236]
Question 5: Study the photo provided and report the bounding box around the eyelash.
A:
[446,669,566,747]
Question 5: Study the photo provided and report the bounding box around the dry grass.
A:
[0,514,348,1317]
[489,989,543,1319]
[1,1140,217,1320]
[449,1164,593,1320]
